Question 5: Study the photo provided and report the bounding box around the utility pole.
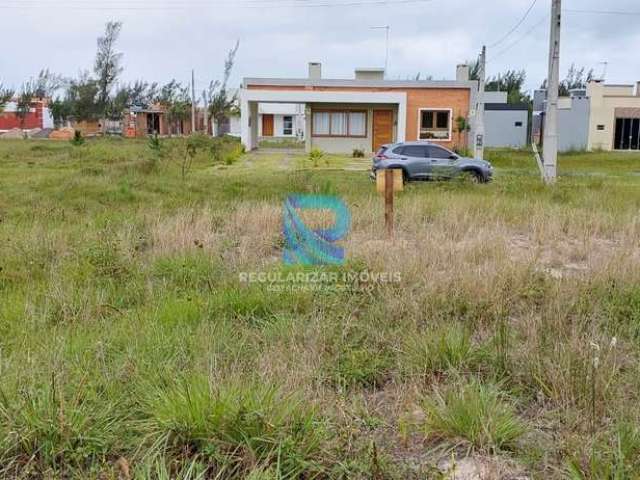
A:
[543,0,562,183]
[474,45,486,161]
[191,69,197,134]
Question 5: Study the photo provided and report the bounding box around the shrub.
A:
[565,421,640,479]
[403,323,487,378]
[308,147,324,167]
[142,377,328,476]
[332,346,392,389]
[421,379,526,452]
[148,133,162,154]
[352,148,365,158]
[70,129,84,146]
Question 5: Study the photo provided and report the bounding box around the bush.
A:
[308,147,324,167]
[421,379,526,452]
[70,130,84,146]
[352,148,365,158]
[143,377,328,476]
[403,323,487,378]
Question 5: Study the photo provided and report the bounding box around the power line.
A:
[488,14,548,63]
[487,0,538,48]
[0,0,435,10]
[563,8,640,16]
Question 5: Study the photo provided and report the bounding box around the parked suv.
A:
[371,141,493,183]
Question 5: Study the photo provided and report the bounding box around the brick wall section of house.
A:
[405,89,470,149]
[246,84,471,150]
[0,102,44,130]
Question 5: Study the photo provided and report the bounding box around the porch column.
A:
[241,99,258,151]
[240,98,251,150]
[397,97,407,142]
[250,101,258,149]
[305,105,312,153]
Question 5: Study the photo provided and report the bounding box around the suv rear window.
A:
[392,146,405,155]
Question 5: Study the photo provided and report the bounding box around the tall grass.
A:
[1,139,640,477]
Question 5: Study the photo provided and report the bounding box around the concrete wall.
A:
[559,97,590,151]
[0,101,48,131]
[484,91,508,104]
[533,90,590,151]
[485,109,528,148]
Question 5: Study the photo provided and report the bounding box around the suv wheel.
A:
[461,170,483,184]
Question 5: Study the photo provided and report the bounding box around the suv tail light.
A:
[374,147,389,161]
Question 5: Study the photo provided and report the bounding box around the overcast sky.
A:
[1,0,639,96]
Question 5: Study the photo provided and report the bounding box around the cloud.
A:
[1,0,638,94]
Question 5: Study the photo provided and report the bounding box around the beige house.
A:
[587,80,640,151]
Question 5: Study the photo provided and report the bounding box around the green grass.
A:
[2,137,640,477]
[421,379,527,452]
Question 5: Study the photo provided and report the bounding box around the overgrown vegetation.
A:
[1,140,640,477]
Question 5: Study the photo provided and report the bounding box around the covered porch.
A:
[240,89,407,153]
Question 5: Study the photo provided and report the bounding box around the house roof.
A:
[243,77,477,90]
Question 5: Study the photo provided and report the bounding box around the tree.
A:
[467,59,481,82]
[66,72,101,123]
[204,41,240,136]
[559,64,594,96]
[486,70,530,104]
[109,80,159,120]
[94,21,123,124]
[49,97,73,128]
[157,80,191,135]
[16,81,35,128]
[0,83,14,113]
[540,64,595,96]
[32,69,65,99]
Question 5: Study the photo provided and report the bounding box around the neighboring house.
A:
[124,105,166,137]
[211,88,242,137]
[258,103,305,141]
[240,63,477,154]
[123,104,203,137]
[483,91,529,148]
[0,99,54,131]
[214,113,241,137]
[533,88,591,152]
[587,80,640,151]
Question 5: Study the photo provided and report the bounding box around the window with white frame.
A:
[283,115,293,135]
[419,109,451,141]
[312,110,367,137]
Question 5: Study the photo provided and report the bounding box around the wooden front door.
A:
[372,110,393,152]
[262,114,274,137]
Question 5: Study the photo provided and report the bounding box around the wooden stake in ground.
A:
[385,169,394,238]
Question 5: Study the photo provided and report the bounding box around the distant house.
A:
[0,99,54,132]
[532,87,591,152]
[240,62,478,154]
[258,103,305,142]
[483,91,529,148]
[587,80,640,151]
[123,104,203,138]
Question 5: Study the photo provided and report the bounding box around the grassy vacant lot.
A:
[1,137,640,479]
